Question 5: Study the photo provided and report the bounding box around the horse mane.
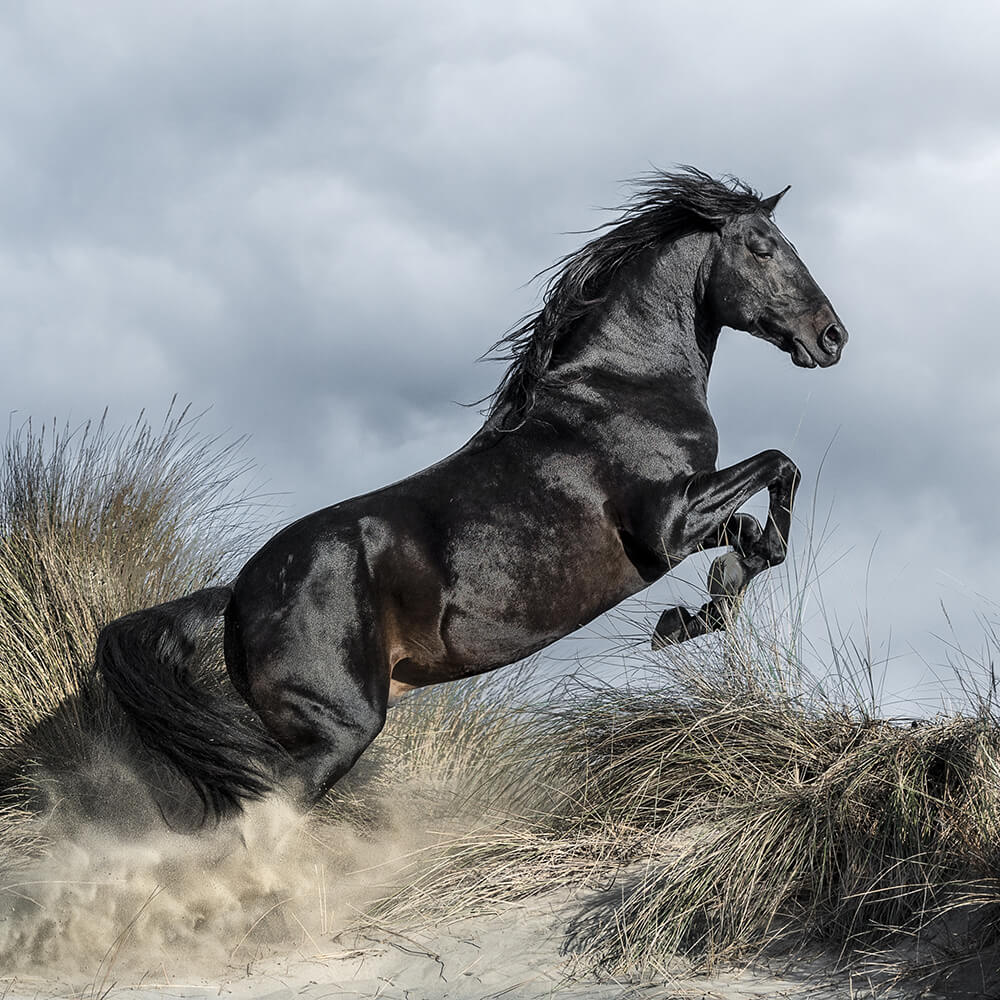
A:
[486,167,765,428]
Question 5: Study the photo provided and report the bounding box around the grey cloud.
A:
[2,1,1000,703]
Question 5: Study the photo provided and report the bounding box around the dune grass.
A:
[0,403,261,739]
[0,405,998,996]
[371,608,1000,995]
[0,404,267,874]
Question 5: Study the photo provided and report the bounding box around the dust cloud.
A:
[0,745,445,991]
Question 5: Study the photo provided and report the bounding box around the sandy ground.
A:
[1,889,901,1000]
[0,787,937,999]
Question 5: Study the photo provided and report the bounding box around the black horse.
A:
[97,169,847,820]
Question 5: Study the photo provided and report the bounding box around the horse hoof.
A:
[652,606,694,648]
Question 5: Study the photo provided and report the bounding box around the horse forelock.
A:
[485,167,766,429]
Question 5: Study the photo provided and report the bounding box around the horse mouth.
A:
[791,338,819,368]
[791,336,842,369]
[753,320,840,369]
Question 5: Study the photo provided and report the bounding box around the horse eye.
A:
[748,243,773,260]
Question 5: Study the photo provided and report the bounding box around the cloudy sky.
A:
[2,1,999,708]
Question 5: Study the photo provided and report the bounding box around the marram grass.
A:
[372,620,1000,994]
[0,404,261,744]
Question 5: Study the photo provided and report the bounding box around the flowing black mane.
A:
[487,168,766,428]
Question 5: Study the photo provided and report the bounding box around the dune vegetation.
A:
[1,406,999,997]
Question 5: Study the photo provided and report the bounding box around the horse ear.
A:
[760,185,791,215]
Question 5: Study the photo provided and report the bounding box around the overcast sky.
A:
[3,1,999,709]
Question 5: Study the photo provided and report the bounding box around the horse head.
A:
[704,187,848,368]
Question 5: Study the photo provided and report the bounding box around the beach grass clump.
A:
[562,676,1000,976]
[0,405,265,841]
[369,615,1000,993]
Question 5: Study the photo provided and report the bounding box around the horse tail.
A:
[95,585,277,821]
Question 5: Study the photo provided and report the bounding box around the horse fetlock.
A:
[702,597,733,632]
[707,551,750,599]
[726,513,763,554]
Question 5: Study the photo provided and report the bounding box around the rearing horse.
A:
[97,169,847,820]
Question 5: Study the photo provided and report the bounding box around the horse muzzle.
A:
[792,308,848,368]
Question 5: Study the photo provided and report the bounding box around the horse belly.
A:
[431,517,640,671]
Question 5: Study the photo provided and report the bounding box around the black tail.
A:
[96,586,278,822]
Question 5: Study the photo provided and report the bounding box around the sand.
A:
[0,774,928,999]
[1,884,902,1000]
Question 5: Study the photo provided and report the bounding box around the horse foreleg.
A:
[702,511,763,556]
[652,450,799,648]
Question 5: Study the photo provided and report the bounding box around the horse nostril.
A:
[821,324,845,353]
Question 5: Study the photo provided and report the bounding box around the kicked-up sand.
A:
[0,741,976,1000]
[1,887,900,1000]
[0,791,915,1000]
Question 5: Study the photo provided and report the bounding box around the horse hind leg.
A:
[253,673,388,809]
[239,629,390,811]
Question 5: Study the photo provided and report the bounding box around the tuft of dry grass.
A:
[0,403,263,738]
[366,610,1000,996]
[0,403,267,865]
[560,688,1000,973]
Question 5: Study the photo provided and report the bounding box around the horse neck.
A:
[550,236,720,411]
